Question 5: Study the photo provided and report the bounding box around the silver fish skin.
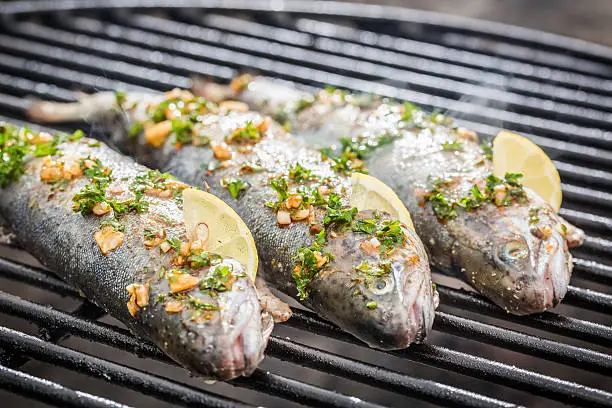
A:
[0,123,270,379]
[198,76,583,315]
[28,92,437,349]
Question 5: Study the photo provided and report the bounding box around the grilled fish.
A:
[28,90,437,349]
[0,123,271,379]
[196,75,584,315]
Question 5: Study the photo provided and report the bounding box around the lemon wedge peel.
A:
[182,188,258,282]
[493,130,562,212]
[349,173,415,230]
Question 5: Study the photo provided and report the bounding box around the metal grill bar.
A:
[126,14,612,129]
[201,13,612,111]
[436,286,612,347]
[287,311,612,408]
[290,18,612,93]
[7,19,612,182]
[1,258,611,406]
[0,291,516,408]
[100,13,612,148]
[0,326,256,408]
[0,365,132,408]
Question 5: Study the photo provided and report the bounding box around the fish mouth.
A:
[495,236,570,315]
[213,299,269,380]
[518,237,570,314]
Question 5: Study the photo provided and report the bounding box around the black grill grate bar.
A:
[0,292,515,408]
[9,23,612,170]
[436,286,612,348]
[0,72,74,102]
[1,33,612,189]
[0,365,132,408]
[0,258,78,297]
[573,258,612,285]
[200,13,612,111]
[5,258,612,402]
[0,326,258,408]
[0,52,156,94]
[436,32,612,76]
[5,24,612,173]
[557,208,612,235]
[286,310,612,408]
[0,34,196,91]
[563,183,612,211]
[292,17,612,88]
[55,14,612,147]
[143,13,612,124]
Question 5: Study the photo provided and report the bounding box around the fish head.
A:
[451,195,571,315]
[308,210,436,350]
[155,260,269,380]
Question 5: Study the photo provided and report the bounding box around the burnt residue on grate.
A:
[0,1,611,407]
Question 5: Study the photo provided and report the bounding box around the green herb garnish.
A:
[441,139,464,151]
[226,121,261,144]
[227,179,249,199]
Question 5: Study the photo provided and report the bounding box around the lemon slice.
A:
[183,188,258,282]
[493,130,562,212]
[350,173,414,230]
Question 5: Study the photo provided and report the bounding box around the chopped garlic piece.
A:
[94,226,124,255]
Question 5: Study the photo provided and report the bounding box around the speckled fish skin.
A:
[0,127,270,379]
[28,93,436,349]
[205,77,578,315]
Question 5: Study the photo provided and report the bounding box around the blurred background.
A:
[349,0,612,46]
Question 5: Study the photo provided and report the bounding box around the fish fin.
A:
[255,276,292,323]
[27,92,117,123]
[558,217,585,248]
[191,75,236,102]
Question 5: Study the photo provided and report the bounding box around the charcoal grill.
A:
[0,1,611,407]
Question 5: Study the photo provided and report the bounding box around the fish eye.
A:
[369,276,394,295]
[499,240,529,263]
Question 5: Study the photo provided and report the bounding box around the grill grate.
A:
[0,1,611,407]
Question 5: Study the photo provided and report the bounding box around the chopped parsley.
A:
[171,117,195,146]
[320,133,400,176]
[200,264,244,293]
[128,122,144,138]
[288,162,313,183]
[227,179,249,199]
[187,295,219,311]
[376,220,406,251]
[366,301,378,310]
[0,125,84,188]
[293,229,331,300]
[295,97,315,114]
[226,121,262,144]
[99,219,125,232]
[185,251,223,269]
[441,139,464,151]
[164,237,182,254]
[425,173,527,220]
[481,140,493,160]
[529,206,542,225]
[265,176,290,210]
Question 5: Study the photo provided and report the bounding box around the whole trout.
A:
[197,76,584,315]
[29,90,436,349]
[0,123,270,379]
